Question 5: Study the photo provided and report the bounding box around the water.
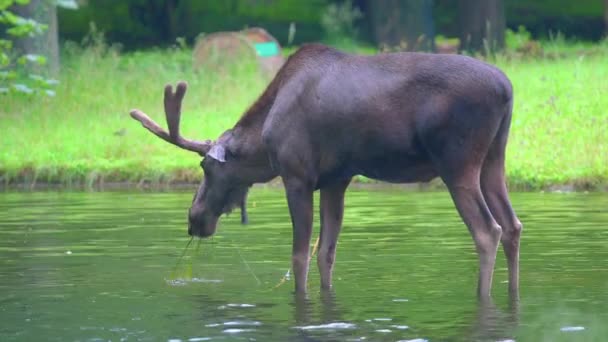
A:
[1,188,607,341]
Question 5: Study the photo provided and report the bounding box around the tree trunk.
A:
[604,0,608,37]
[458,0,505,54]
[13,0,60,76]
[368,0,434,51]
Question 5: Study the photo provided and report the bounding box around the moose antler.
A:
[130,81,211,155]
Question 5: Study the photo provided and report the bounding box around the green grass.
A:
[497,53,608,189]
[1,40,607,190]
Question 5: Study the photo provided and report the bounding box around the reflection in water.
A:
[291,291,359,341]
[467,298,519,341]
[0,190,607,341]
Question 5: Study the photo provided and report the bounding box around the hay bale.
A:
[193,27,284,77]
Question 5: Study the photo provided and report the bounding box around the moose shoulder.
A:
[130,43,522,299]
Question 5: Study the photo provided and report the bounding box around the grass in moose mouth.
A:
[1,42,607,189]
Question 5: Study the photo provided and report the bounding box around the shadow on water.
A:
[0,189,607,341]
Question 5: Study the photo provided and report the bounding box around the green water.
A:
[1,189,607,341]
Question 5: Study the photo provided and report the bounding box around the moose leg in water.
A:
[420,110,503,298]
[418,93,514,298]
[480,112,522,299]
[318,179,351,289]
[446,176,502,298]
[240,190,249,225]
[284,177,315,293]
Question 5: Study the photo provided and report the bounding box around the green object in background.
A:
[254,42,280,57]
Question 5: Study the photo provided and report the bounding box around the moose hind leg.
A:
[318,179,350,290]
[445,174,503,298]
[481,158,522,298]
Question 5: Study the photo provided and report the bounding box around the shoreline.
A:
[3,47,606,194]
[2,176,605,192]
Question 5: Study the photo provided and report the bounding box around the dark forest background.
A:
[55,0,606,50]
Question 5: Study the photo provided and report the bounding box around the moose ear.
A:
[207,143,226,162]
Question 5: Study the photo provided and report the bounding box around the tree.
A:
[1,0,51,94]
[1,0,76,95]
[604,0,608,37]
[12,0,59,75]
[367,0,435,51]
[458,0,505,54]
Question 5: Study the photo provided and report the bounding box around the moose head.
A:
[130,82,261,237]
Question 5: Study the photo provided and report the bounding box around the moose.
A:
[130,44,522,298]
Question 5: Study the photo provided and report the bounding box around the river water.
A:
[1,188,606,341]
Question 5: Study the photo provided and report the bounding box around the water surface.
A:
[1,188,607,341]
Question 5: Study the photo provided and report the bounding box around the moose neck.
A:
[228,68,287,184]
[224,100,276,185]
[225,120,275,185]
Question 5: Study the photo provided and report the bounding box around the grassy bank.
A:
[1,41,607,190]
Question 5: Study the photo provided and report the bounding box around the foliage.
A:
[0,0,54,95]
[1,38,607,189]
[58,0,329,49]
[505,25,533,51]
[0,0,78,95]
[320,0,362,43]
[53,0,605,51]
[505,0,605,41]
[506,0,603,19]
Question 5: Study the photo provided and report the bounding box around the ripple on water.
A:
[222,328,255,334]
[560,326,585,332]
[165,278,223,286]
[295,322,356,330]
[391,325,409,330]
[224,321,262,326]
[217,303,256,309]
[376,329,392,333]
[364,318,392,322]
[206,321,261,327]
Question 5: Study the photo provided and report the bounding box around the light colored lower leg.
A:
[284,180,314,294]
[317,182,348,289]
[318,242,338,289]
[447,182,502,298]
[502,219,522,297]
[473,223,502,297]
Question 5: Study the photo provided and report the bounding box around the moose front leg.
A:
[284,178,314,293]
[318,179,350,289]
[240,190,249,225]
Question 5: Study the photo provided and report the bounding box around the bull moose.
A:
[130,43,522,298]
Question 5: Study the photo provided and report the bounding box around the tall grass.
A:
[1,43,266,186]
[1,40,607,189]
[497,53,608,189]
